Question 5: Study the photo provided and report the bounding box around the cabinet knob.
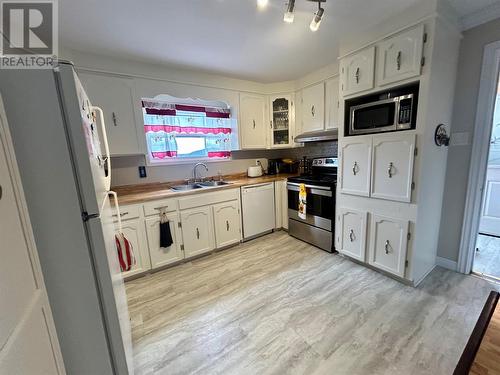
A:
[355,67,360,84]
[396,51,402,71]
[385,240,390,254]
[311,105,315,117]
[112,112,118,127]
[196,227,200,239]
[352,161,358,176]
[226,220,230,231]
[388,162,394,178]
[0,185,2,200]
[253,119,256,129]
[349,229,354,242]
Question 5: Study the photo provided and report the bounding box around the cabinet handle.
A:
[226,220,230,231]
[196,227,200,239]
[311,105,315,117]
[270,120,273,129]
[349,229,354,242]
[113,211,129,218]
[385,240,390,254]
[388,162,394,178]
[0,185,2,200]
[355,67,360,84]
[253,119,256,129]
[112,112,118,127]
[352,161,358,175]
[396,51,402,71]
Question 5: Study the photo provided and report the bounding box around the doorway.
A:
[473,76,500,280]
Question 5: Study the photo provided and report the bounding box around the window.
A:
[142,96,234,163]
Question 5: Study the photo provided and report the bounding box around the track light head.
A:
[283,0,295,23]
[257,0,269,10]
[309,3,324,32]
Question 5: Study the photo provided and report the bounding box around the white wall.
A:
[437,17,500,262]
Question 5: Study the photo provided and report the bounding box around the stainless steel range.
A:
[287,157,337,253]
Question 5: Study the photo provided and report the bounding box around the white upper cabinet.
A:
[79,72,140,156]
[269,94,295,148]
[371,133,415,203]
[213,201,241,248]
[339,208,367,262]
[340,136,372,197]
[301,82,325,133]
[377,25,424,86]
[340,46,375,97]
[368,214,409,277]
[239,93,267,149]
[181,207,215,258]
[325,76,340,130]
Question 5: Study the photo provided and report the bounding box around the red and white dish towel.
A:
[110,191,136,272]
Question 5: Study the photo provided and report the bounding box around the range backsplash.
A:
[232,141,338,161]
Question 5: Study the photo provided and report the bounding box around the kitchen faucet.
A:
[193,163,208,182]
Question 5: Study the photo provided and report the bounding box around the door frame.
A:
[458,40,500,274]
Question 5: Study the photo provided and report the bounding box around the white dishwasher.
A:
[241,182,276,240]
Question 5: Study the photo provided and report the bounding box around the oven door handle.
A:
[287,183,333,197]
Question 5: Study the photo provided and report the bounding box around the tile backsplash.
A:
[110,141,338,187]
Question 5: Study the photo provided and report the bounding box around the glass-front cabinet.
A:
[269,94,294,148]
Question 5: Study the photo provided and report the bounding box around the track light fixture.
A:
[309,1,324,32]
[283,0,295,23]
[257,0,269,10]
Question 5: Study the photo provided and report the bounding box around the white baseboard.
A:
[436,256,458,271]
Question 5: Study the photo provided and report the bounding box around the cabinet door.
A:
[340,46,375,96]
[118,219,151,279]
[79,72,140,156]
[213,201,241,248]
[371,133,415,202]
[270,94,294,148]
[325,77,339,130]
[145,214,183,269]
[368,214,408,277]
[339,136,372,196]
[377,25,424,86]
[301,82,325,133]
[181,207,215,258]
[240,93,267,149]
[339,208,367,262]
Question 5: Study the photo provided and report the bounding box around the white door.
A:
[368,214,409,278]
[213,201,241,248]
[270,94,294,148]
[371,133,415,202]
[0,104,65,374]
[118,219,151,278]
[325,77,339,130]
[340,46,375,96]
[240,93,267,149]
[339,136,372,197]
[301,82,325,133]
[339,208,367,262]
[145,213,183,268]
[479,166,500,236]
[377,25,424,86]
[79,72,140,156]
[181,207,215,258]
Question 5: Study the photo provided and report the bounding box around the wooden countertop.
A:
[112,173,297,205]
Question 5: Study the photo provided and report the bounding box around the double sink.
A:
[170,180,232,191]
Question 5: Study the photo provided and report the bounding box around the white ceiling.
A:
[60,0,500,83]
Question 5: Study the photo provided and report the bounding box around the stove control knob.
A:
[318,160,323,164]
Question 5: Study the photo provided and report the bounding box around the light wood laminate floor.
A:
[126,232,499,375]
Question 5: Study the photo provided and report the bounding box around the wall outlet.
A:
[138,166,147,178]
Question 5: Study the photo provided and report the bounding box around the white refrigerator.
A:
[0,62,133,374]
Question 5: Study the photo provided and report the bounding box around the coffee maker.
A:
[267,159,279,175]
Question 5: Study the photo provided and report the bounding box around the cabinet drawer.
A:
[113,204,141,221]
[143,199,178,216]
[368,214,409,277]
[178,188,239,210]
[339,208,367,262]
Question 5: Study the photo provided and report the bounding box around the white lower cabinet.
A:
[145,213,184,268]
[181,207,215,258]
[119,218,151,278]
[213,201,241,248]
[339,208,367,262]
[368,214,409,277]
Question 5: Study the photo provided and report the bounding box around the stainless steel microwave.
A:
[349,94,414,135]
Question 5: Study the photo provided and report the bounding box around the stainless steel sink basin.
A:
[170,184,203,191]
[197,180,231,187]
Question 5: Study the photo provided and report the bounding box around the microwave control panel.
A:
[398,98,413,125]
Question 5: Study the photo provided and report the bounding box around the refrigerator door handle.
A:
[108,191,122,233]
[92,106,111,191]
